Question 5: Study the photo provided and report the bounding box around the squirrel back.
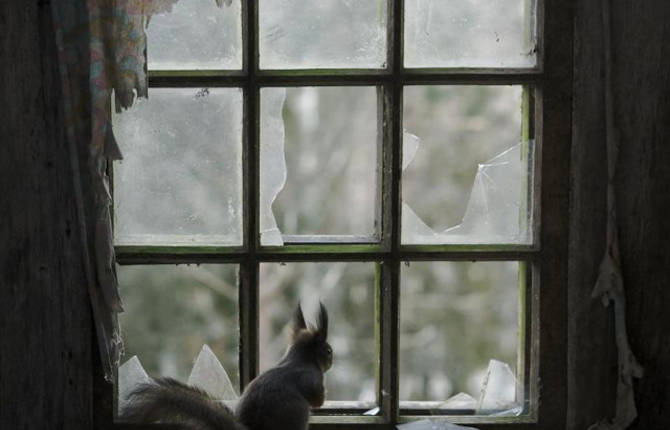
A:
[120,302,332,430]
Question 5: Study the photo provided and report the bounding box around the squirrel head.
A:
[287,302,332,372]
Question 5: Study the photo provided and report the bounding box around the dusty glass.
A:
[404,0,537,68]
[259,0,387,69]
[113,88,243,245]
[146,0,242,70]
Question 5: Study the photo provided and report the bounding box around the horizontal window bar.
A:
[115,245,245,256]
[115,249,539,265]
[148,72,542,88]
[149,67,540,78]
[149,70,247,78]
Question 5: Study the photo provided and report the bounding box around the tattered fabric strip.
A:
[588,0,644,428]
[51,0,231,382]
[50,1,123,382]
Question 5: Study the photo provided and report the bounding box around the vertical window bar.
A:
[387,0,404,423]
[238,262,259,392]
[239,0,260,391]
[378,261,398,422]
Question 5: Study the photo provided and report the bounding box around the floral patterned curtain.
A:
[49,0,224,382]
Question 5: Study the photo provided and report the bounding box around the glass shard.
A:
[259,88,288,246]
[146,0,242,70]
[404,0,536,68]
[113,88,243,246]
[259,0,387,69]
[260,87,379,244]
[118,356,151,413]
[187,344,238,400]
[476,359,521,414]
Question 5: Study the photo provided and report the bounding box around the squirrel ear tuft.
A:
[316,301,328,340]
[291,304,307,341]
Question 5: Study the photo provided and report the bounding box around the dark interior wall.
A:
[568,0,617,427]
[570,0,670,429]
[1,1,669,429]
[0,2,94,429]
[611,1,670,428]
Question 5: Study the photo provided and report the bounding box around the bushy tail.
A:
[120,377,244,430]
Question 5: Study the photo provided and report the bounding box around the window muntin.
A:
[113,0,569,427]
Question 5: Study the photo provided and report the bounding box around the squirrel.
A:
[120,302,333,430]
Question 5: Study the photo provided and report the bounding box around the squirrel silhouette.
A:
[121,302,333,430]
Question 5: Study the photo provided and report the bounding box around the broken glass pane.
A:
[118,264,239,389]
[404,0,537,68]
[260,87,378,245]
[146,0,242,70]
[259,262,376,405]
[399,261,523,414]
[113,88,243,246]
[259,0,387,69]
[402,85,532,245]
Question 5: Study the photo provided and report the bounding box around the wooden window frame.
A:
[103,1,572,429]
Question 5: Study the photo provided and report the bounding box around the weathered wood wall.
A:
[0,1,94,429]
[570,0,670,429]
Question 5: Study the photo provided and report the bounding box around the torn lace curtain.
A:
[50,0,232,382]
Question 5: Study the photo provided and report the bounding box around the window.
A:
[111,0,571,428]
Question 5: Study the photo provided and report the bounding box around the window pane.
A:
[146,0,242,70]
[113,88,243,246]
[402,85,533,245]
[259,262,377,406]
[118,264,239,389]
[404,0,537,68]
[260,87,379,245]
[259,0,387,69]
[400,261,525,414]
